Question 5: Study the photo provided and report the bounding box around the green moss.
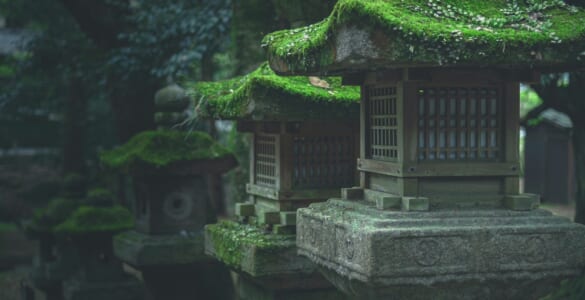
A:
[54,205,134,234]
[100,130,233,172]
[185,62,360,120]
[26,198,79,233]
[263,0,585,74]
[206,221,293,269]
[83,188,114,207]
[0,222,17,232]
[541,275,585,300]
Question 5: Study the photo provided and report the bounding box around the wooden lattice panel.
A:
[293,136,355,188]
[367,86,399,161]
[254,134,277,187]
[417,87,501,161]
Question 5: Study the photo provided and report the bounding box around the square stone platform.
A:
[297,199,585,299]
[204,221,345,299]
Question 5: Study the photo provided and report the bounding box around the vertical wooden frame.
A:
[279,133,293,190]
[360,84,367,188]
[504,81,521,195]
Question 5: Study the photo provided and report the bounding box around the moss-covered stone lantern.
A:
[264,1,585,299]
[55,199,143,300]
[193,62,359,299]
[109,129,237,300]
[25,197,80,300]
[25,188,143,300]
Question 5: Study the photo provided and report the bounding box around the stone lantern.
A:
[195,63,359,299]
[26,197,80,300]
[26,188,143,300]
[264,1,585,299]
[109,129,237,300]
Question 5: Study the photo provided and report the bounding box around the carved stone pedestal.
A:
[297,199,585,299]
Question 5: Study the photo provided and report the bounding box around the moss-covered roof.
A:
[100,130,233,173]
[185,62,359,120]
[264,0,585,75]
[26,198,79,234]
[53,205,134,234]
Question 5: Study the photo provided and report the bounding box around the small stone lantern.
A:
[109,129,237,300]
[264,1,585,299]
[55,200,143,300]
[26,188,143,300]
[194,63,359,299]
[26,197,80,300]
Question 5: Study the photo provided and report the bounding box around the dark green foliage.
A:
[53,205,133,234]
[111,0,232,79]
[83,188,114,207]
[100,130,233,171]
[26,197,79,233]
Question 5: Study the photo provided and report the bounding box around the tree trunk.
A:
[571,118,585,224]
[108,75,157,142]
[62,75,87,176]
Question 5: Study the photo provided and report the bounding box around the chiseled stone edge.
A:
[113,230,208,267]
[297,199,585,289]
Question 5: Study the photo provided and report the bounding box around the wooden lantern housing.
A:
[190,62,360,230]
[239,119,358,226]
[353,69,534,210]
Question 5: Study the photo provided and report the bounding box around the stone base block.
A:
[63,277,144,300]
[113,230,207,267]
[205,221,346,299]
[297,199,585,299]
[505,193,540,211]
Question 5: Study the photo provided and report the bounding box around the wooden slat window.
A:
[367,86,399,161]
[292,136,356,189]
[255,134,277,187]
[417,87,500,161]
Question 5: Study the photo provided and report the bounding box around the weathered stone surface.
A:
[205,221,309,277]
[204,221,346,299]
[401,196,430,211]
[504,193,540,211]
[375,195,401,210]
[297,199,585,299]
[113,230,207,267]
[236,202,256,217]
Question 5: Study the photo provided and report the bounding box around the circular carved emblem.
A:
[414,239,442,266]
[524,236,546,263]
[163,192,193,220]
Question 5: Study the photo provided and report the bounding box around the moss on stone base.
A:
[26,197,79,234]
[205,221,293,269]
[54,205,133,234]
[100,130,232,172]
